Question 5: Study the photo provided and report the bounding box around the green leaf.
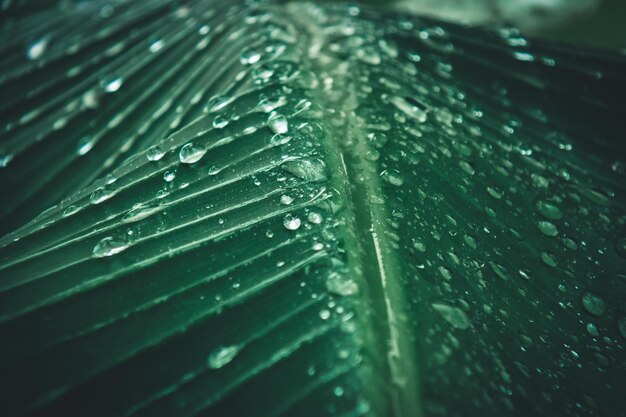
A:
[1,1,625,417]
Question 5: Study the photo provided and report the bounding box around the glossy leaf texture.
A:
[1,1,625,417]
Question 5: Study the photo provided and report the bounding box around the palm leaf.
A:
[1,1,625,416]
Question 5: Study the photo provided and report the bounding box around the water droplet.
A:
[389,96,427,123]
[240,46,262,65]
[92,236,129,258]
[334,386,345,397]
[122,204,160,223]
[77,136,97,155]
[281,158,328,182]
[206,95,233,112]
[280,195,294,205]
[283,214,301,231]
[103,76,123,93]
[179,142,206,164]
[432,302,470,330]
[62,205,81,217]
[207,345,241,369]
[326,275,358,296]
[163,170,176,182]
[540,251,557,268]
[489,261,510,281]
[618,317,626,339]
[319,309,331,320]
[213,115,228,129]
[149,39,164,53]
[616,237,626,259]
[586,323,599,337]
[536,200,562,220]
[538,221,558,237]
[307,212,323,224]
[90,187,118,204]
[381,169,404,186]
[267,113,288,134]
[582,292,606,316]
[27,37,47,60]
[147,146,165,161]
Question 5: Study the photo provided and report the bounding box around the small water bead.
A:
[459,160,475,175]
[179,142,206,164]
[280,195,294,205]
[319,309,331,320]
[149,39,164,53]
[489,261,510,281]
[616,237,626,259]
[432,302,470,330]
[102,76,123,93]
[206,95,233,112]
[267,113,288,134]
[147,145,165,161]
[307,212,323,224]
[77,136,97,156]
[334,386,345,397]
[389,96,427,123]
[62,205,81,217]
[90,187,118,204]
[93,236,129,258]
[326,275,358,296]
[281,158,328,183]
[27,37,47,60]
[541,251,557,268]
[283,214,301,231]
[538,221,558,237]
[536,200,562,220]
[586,323,600,337]
[463,234,477,249]
[270,133,291,146]
[240,46,263,65]
[380,169,404,186]
[122,204,160,223]
[581,292,606,316]
[213,115,229,129]
[207,345,241,369]
[163,170,176,182]
[618,317,626,339]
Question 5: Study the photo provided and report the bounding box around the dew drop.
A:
[536,200,562,220]
[207,345,241,369]
[381,169,404,186]
[92,236,129,258]
[389,96,427,123]
[538,221,558,237]
[432,302,470,330]
[147,145,165,161]
[281,158,328,182]
[283,214,301,231]
[103,76,123,93]
[90,187,118,205]
[540,251,557,268]
[179,142,206,164]
[280,195,294,205]
[319,309,331,320]
[27,37,47,60]
[267,113,288,134]
[582,292,606,316]
[307,212,323,224]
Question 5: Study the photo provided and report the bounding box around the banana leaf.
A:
[0,1,625,416]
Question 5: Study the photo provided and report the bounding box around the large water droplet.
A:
[281,158,328,182]
[90,187,118,204]
[582,292,606,316]
[389,96,428,123]
[283,214,301,231]
[538,221,558,237]
[147,145,165,161]
[267,113,288,134]
[179,142,206,164]
[432,302,471,330]
[207,345,241,369]
[93,236,129,258]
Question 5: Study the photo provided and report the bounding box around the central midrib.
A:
[284,4,422,417]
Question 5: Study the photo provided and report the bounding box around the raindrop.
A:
[280,195,294,205]
[147,145,165,161]
[267,113,288,134]
[90,187,118,204]
[179,142,206,164]
[540,251,557,268]
[538,221,558,237]
[207,345,241,369]
[281,158,328,182]
[92,236,129,258]
[27,37,47,60]
[102,76,123,93]
[432,302,470,330]
[283,214,301,231]
[381,169,404,186]
[581,292,606,316]
[536,200,562,220]
[389,96,428,123]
